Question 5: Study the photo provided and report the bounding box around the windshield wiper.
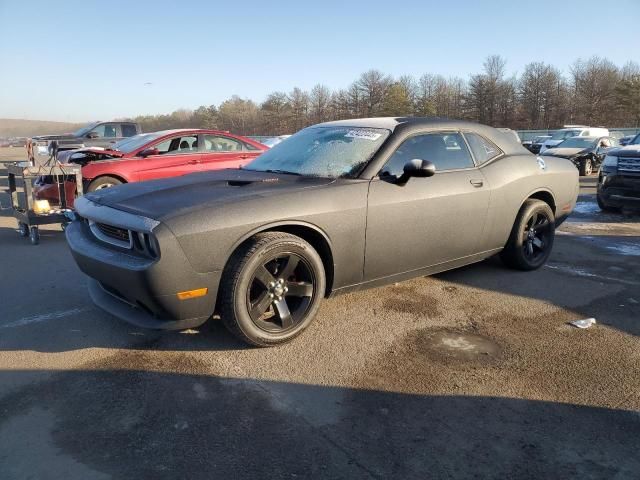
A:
[243,168,302,176]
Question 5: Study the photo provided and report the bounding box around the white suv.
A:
[539,126,609,154]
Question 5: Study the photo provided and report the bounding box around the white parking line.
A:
[545,264,640,286]
[2,308,90,329]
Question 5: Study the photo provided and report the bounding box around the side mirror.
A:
[139,148,159,157]
[396,159,436,185]
[86,131,100,139]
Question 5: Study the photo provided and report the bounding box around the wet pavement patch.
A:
[413,329,502,363]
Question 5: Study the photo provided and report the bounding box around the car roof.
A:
[313,117,526,155]
[314,117,481,131]
[144,129,259,140]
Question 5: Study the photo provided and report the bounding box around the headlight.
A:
[603,155,618,167]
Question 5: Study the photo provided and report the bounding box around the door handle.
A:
[240,154,249,160]
[470,179,484,187]
[189,159,200,164]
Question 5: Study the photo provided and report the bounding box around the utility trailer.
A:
[7,162,83,244]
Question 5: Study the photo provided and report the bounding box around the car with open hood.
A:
[65,117,579,346]
[26,121,141,163]
[541,136,619,175]
[33,129,267,207]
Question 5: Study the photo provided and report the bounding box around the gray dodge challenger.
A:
[66,118,579,346]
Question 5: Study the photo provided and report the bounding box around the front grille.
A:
[89,220,132,248]
[619,157,640,172]
[96,223,130,243]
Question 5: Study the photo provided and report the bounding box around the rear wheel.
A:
[87,176,123,192]
[500,199,555,271]
[219,232,326,347]
[597,193,621,213]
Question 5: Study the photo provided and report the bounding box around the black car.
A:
[65,118,578,346]
[597,134,640,212]
[542,136,619,176]
[526,135,551,155]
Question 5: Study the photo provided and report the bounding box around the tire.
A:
[29,226,39,245]
[597,193,621,213]
[500,199,555,271]
[579,158,593,176]
[18,222,28,237]
[219,232,326,347]
[87,176,123,192]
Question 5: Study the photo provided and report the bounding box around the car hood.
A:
[543,147,589,158]
[84,169,335,222]
[608,144,640,157]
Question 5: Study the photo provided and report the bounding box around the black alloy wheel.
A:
[521,211,552,264]
[219,232,326,346]
[501,199,555,271]
[246,253,315,333]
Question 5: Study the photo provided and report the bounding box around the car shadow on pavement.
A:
[0,366,638,479]
[436,240,640,338]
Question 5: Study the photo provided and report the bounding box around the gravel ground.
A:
[0,152,639,479]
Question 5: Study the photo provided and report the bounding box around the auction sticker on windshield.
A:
[345,129,383,141]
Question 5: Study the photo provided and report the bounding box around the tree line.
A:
[127,55,640,136]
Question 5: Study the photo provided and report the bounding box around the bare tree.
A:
[309,84,331,123]
[356,69,392,116]
[131,57,640,135]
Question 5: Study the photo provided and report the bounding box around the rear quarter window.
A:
[464,133,502,165]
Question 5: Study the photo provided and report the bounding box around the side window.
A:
[88,124,106,138]
[121,124,137,137]
[243,141,260,151]
[152,135,198,155]
[102,124,118,138]
[203,135,243,152]
[464,132,502,164]
[381,132,474,177]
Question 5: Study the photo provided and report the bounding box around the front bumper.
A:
[65,205,221,330]
[597,170,640,208]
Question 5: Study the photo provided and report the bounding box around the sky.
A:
[0,0,639,122]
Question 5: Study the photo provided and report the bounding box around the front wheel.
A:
[87,176,123,192]
[219,232,326,347]
[500,199,555,271]
[579,158,593,176]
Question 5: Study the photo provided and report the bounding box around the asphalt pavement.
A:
[0,154,639,479]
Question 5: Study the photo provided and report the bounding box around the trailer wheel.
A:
[18,222,29,237]
[29,226,40,245]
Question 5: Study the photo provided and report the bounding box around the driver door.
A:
[364,131,490,281]
[134,134,203,181]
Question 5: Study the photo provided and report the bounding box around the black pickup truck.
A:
[26,121,141,164]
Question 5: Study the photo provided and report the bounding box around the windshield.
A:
[556,137,596,149]
[73,121,100,137]
[550,130,581,141]
[244,126,390,178]
[632,134,640,145]
[113,132,165,153]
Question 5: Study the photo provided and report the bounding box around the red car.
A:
[34,129,267,206]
